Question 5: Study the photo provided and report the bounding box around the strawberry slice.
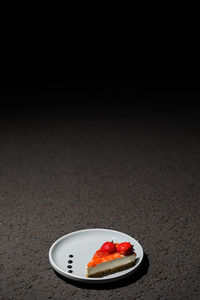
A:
[117,242,133,256]
[100,241,117,254]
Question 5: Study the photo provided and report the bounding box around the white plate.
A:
[49,228,144,283]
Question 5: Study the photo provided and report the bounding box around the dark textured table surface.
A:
[0,102,200,299]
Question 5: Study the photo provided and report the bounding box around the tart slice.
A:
[86,241,136,277]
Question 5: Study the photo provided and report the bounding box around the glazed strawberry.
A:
[117,242,133,256]
[100,241,117,254]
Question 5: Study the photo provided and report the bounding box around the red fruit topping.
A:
[95,250,104,257]
[100,241,117,254]
[117,242,133,256]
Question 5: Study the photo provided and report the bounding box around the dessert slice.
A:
[86,241,136,277]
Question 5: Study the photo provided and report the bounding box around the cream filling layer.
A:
[86,254,136,276]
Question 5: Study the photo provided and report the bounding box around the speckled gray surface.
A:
[0,104,200,299]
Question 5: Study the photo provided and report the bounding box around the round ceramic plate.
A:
[49,228,144,283]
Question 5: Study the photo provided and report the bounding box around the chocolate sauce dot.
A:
[67,265,72,269]
[69,255,73,258]
[68,260,73,264]
[68,270,73,273]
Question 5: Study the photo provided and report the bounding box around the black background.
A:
[1,56,200,116]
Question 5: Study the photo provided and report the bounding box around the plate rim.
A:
[49,228,144,283]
